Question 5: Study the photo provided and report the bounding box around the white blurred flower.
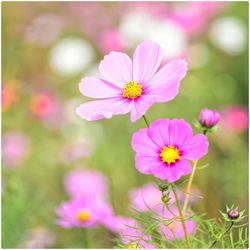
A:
[119,12,188,58]
[209,17,246,56]
[49,38,95,76]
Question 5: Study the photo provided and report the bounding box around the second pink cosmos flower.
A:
[76,40,188,122]
[132,119,209,182]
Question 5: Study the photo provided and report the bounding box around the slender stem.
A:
[82,228,89,248]
[170,183,191,248]
[142,115,150,128]
[182,159,198,214]
[209,221,234,248]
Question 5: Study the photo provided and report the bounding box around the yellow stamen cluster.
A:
[160,145,180,165]
[76,210,90,222]
[128,243,138,249]
[123,81,142,99]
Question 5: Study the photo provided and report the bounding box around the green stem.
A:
[182,159,198,214]
[209,221,234,248]
[82,228,90,248]
[142,115,150,128]
[171,183,191,248]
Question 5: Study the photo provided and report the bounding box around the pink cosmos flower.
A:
[159,208,196,241]
[2,132,30,168]
[76,40,188,122]
[64,169,109,200]
[199,108,221,128]
[55,197,113,229]
[117,217,155,248]
[132,119,208,182]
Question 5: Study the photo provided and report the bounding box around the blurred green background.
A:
[2,1,248,248]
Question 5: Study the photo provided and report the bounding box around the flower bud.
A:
[199,108,220,128]
[227,209,240,220]
[158,183,169,192]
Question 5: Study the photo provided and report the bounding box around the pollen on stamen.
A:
[160,145,180,165]
[123,81,142,99]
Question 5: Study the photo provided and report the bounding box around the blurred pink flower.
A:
[117,217,155,248]
[76,40,187,122]
[24,14,66,46]
[129,183,200,212]
[29,92,58,119]
[170,2,225,36]
[159,208,196,241]
[222,106,248,133]
[98,30,125,54]
[132,119,208,182]
[60,139,94,164]
[199,108,221,128]
[2,132,30,168]
[129,183,162,212]
[64,169,109,200]
[55,197,113,229]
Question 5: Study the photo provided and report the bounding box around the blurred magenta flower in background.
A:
[64,168,109,200]
[76,40,187,122]
[222,106,248,133]
[132,119,208,182]
[29,92,58,119]
[2,132,30,168]
[55,197,113,229]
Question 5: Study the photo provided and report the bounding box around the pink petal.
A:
[135,155,162,175]
[131,128,160,155]
[167,119,193,147]
[151,160,192,183]
[181,134,209,160]
[151,163,171,180]
[79,77,122,98]
[176,159,192,175]
[148,119,193,148]
[99,52,132,87]
[132,40,163,84]
[76,98,133,121]
[148,119,171,148]
[130,95,157,122]
[146,59,188,103]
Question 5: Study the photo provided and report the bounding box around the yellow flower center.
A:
[128,243,138,249]
[76,210,90,222]
[160,145,180,165]
[123,81,142,99]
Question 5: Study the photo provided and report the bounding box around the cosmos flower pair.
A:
[76,40,209,183]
